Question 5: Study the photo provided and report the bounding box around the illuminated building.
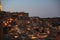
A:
[0,1,2,11]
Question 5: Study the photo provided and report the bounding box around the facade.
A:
[0,2,2,11]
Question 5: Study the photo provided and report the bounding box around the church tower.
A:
[0,1,2,11]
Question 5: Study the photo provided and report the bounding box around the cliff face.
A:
[0,11,60,40]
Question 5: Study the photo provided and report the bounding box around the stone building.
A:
[0,1,2,11]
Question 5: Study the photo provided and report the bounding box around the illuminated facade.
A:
[0,2,2,11]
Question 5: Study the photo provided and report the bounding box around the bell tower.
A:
[0,1,2,11]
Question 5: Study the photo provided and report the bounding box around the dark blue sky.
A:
[1,0,60,18]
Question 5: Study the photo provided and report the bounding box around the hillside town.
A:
[0,11,60,40]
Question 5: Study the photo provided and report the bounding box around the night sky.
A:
[1,0,60,18]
